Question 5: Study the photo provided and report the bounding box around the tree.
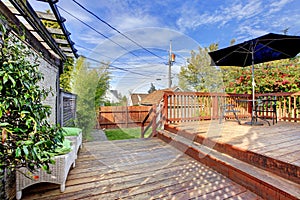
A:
[148,83,157,94]
[120,95,128,106]
[94,64,110,107]
[72,57,110,139]
[220,57,300,94]
[179,41,300,94]
[178,44,223,92]
[0,24,64,199]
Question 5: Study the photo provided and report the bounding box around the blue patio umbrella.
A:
[208,33,300,124]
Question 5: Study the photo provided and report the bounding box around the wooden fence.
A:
[97,106,152,129]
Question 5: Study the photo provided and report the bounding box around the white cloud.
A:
[86,27,199,95]
[89,27,200,63]
[27,0,300,96]
[76,0,161,32]
[176,0,263,32]
[77,31,106,45]
[235,26,268,40]
[113,15,160,31]
[224,0,262,21]
[233,0,298,39]
[269,0,294,13]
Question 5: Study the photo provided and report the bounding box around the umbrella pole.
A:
[252,56,255,124]
[250,44,263,125]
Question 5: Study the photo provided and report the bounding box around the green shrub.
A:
[0,24,64,185]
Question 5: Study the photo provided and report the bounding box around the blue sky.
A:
[28,0,300,95]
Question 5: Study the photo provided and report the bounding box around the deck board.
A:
[21,138,260,199]
[276,150,300,163]
[169,120,300,169]
[250,135,300,152]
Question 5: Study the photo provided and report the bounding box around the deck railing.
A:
[264,92,300,122]
[141,103,164,138]
[163,91,300,124]
[140,91,300,137]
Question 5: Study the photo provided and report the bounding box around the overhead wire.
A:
[82,56,152,77]
[76,44,168,71]
[58,4,168,72]
[58,5,149,62]
[76,42,185,70]
[71,0,166,62]
[81,48,181,77]
[74,38,170,71]
[77,44,168,69]
[76,44,165,70]
[58,2,182,81]
[75,44,115,60]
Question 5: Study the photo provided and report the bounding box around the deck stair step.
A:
[164,124,300,185]
[157,129,300,200]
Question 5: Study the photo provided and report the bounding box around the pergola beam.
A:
[40,0,78,58]
[9,0,67,60]
[0,1,62,67]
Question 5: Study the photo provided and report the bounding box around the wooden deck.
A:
[158,120,300,199]
[166,120,300,168]
[20,138,261,199]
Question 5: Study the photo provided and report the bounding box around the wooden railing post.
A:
[141,107,153,138]
[163,92,169,124]
[141,123,144,138]
[212,95,218,120]
[152,104,157,137]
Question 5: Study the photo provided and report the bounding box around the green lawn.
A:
[104,127,151,140]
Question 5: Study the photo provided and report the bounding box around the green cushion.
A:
[53,139,72,156]
[62,127,82,136]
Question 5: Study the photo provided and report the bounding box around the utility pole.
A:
[168,40,175,88]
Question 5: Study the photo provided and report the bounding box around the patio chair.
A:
[254,96,277,125]
[219,103,241,125]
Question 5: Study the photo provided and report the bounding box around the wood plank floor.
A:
[168,120,300,167]
[21,138,262,200]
